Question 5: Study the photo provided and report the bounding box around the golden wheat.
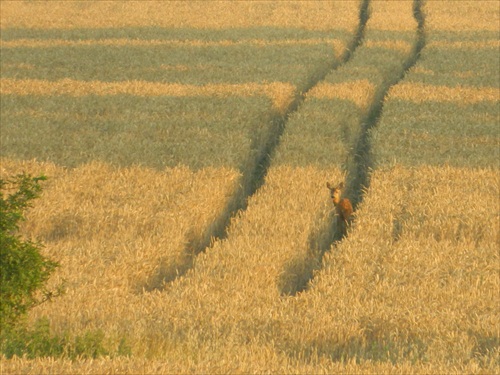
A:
[388,83,498,104]
[425,0,499,32]
[1,38,346,49]
[0,78,296,115]
[281,164,499,367]
[2,0,499,373]
[1,156,240,292]
[0,1,359,31]
[306,80,376,109]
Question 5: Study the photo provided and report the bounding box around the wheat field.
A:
[1,1,499,373]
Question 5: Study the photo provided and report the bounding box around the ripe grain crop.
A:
[272,0,419,292]
[0,0,360,371]
[2,0,499,373]
[0,78,296,114]
[388,83,498,104]
[0,157,240,293]
[279,165,499,367]
[0,0,363,296]
[372,2,499,168]
[288,0,497,368]
[272,0,500,356]
[1,37,346,49]
[0,1,359,31]
[1,9,350,169]
[8,0,423,365]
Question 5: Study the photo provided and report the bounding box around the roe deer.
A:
[326,181,353,236]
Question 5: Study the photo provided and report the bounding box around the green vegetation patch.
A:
[1,27,342,87]
[274,32,415,169]
[373,30,499,168]
[372,100,498,168]
[0,95,270,170]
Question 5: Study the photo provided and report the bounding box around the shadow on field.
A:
[280,316,428,365]
[1,13,367,293]
[278,209,344,296]
[0,95,270,170]
[280,323,499,366]
[349,0,425,210]
[278,0,426,297]
[1,25,344,170]
[471,333,500,367]
[1,27,346,79]
[142,191,245,291]
[142,0,370,291]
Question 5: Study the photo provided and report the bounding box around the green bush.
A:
[0,173,58,329]
[0,173,132,359]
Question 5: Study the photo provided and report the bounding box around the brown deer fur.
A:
[326,181,353,234]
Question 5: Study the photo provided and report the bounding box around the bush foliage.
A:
[0,173,58,329]
[0,173,131,359]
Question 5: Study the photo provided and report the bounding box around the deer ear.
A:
[326,182,332,189]
[338,182,344,189]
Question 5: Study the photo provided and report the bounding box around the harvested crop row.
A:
[275,0,499,370]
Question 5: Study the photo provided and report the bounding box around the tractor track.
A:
[145,0,370,290]
[282,0,427,296]
[350,0,426,210]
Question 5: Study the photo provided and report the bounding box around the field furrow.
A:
[1,0,498,373]
[0,0,359,365]
[166,0,369,285]
[276,0,424,295]
[274,0,499,369]
[0,158,241,293]
[1,2,360,289]
[47,0,424,362]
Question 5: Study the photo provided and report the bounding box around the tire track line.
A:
[350,0,426,209]
[282,0,426,296]
[145,0,370,290]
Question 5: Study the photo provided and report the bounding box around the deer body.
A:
[327,182,353,234]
